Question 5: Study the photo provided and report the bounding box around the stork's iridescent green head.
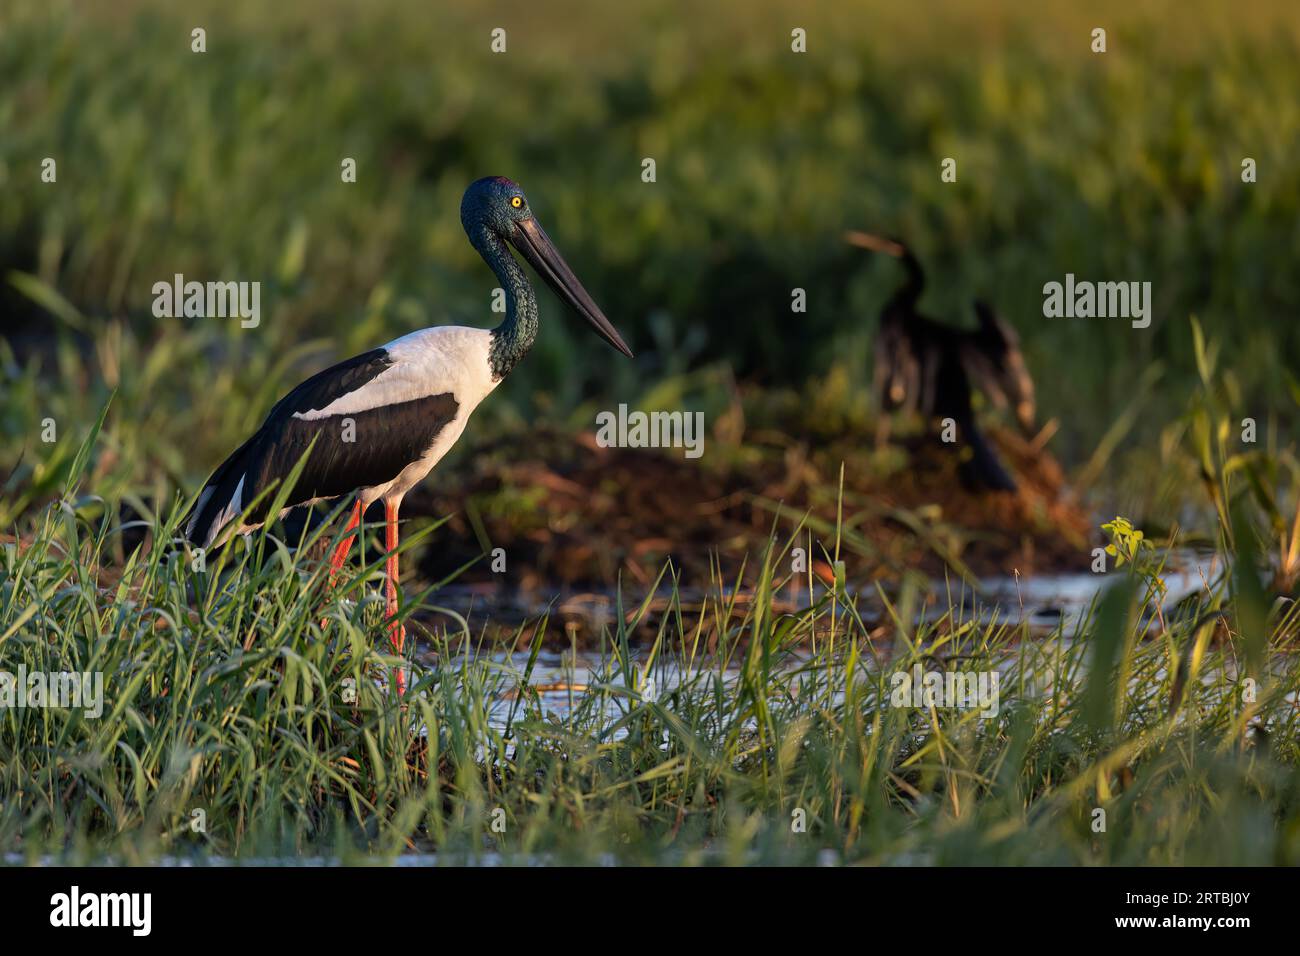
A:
[461,176,633,358]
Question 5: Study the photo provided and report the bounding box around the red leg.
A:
[327,500,363,586]
[384,498,407,696]
[320,500,363,630]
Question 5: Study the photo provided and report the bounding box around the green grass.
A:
[1,397,1298,865]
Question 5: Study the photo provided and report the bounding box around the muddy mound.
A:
[404,424,1092,592]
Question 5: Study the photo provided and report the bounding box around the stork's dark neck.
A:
[471,224,538,381]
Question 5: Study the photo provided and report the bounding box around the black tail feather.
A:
[184,434,257,547]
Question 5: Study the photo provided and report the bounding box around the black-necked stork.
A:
[186,177,634,690]
[844,230,1036,492]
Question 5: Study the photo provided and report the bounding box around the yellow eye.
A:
[510,196,523,208]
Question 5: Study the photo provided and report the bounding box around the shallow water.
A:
[429,547,1252,739]
[422,548,1220,647]
[960,548,1219,631]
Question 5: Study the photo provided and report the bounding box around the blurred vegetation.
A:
[1,0,1298,525]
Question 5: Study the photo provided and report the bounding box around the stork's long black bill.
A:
[511,217,633,357]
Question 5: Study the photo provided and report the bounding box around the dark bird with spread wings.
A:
[845,231,1036,492]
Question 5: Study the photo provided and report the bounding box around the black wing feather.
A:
[186,348,460,545]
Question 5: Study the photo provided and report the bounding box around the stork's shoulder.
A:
[379,325,498,403]
[267,326,491,424]
[383,325,492,364]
